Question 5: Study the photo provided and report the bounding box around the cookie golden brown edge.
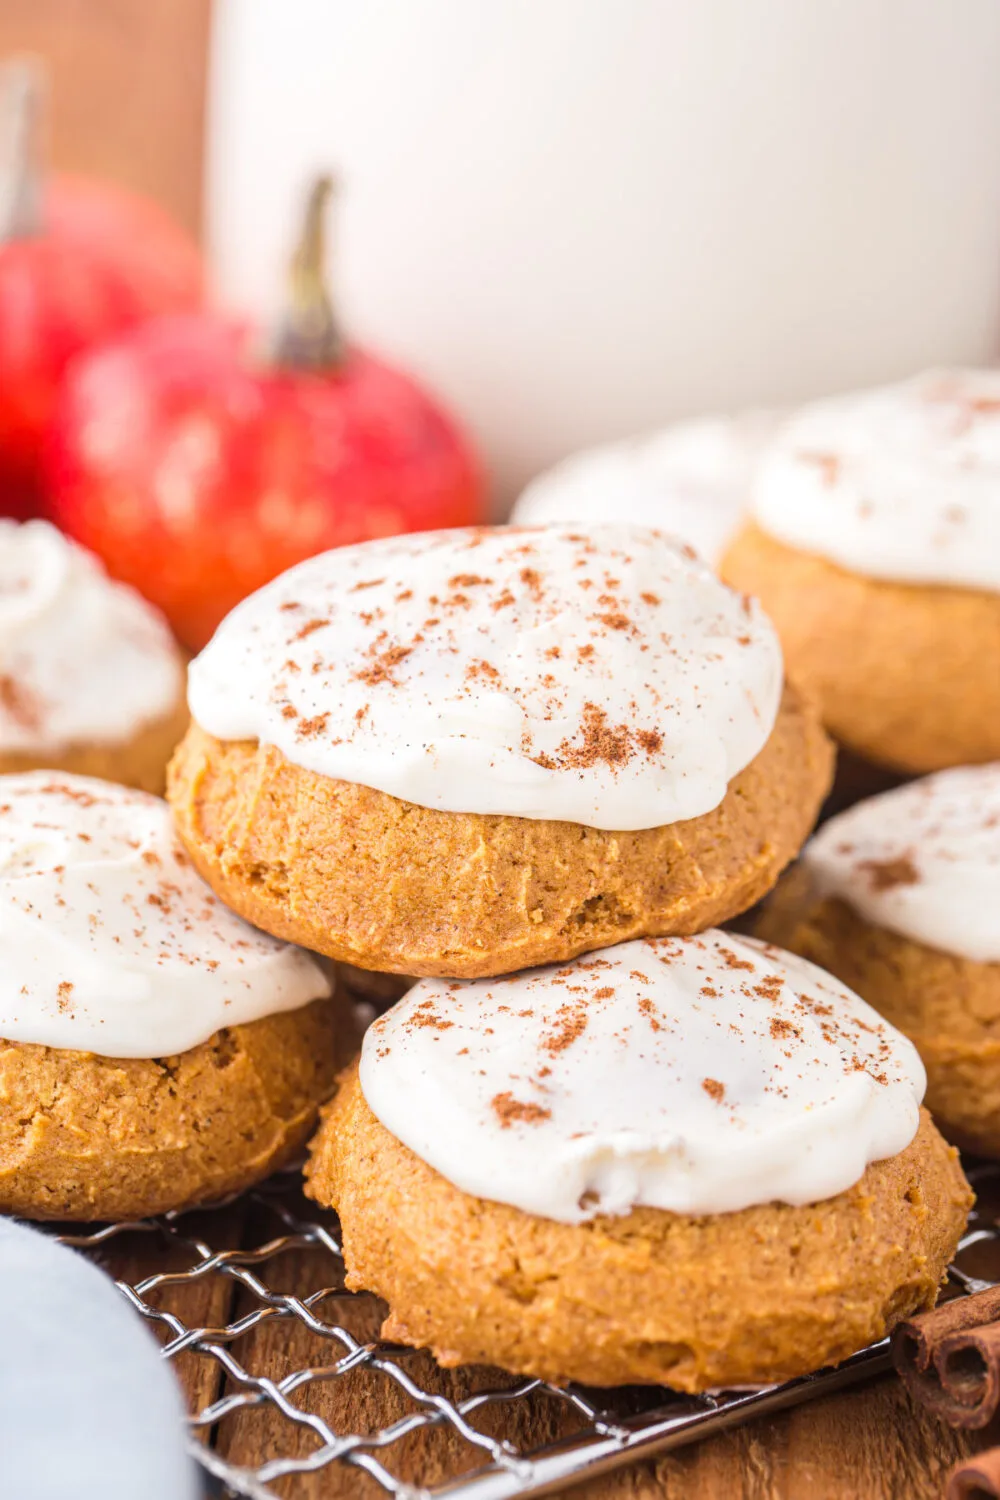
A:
[0,1000,338,1221]
[720,522,1000,775]
[166,681,833,979]
[305,1062,970,1392]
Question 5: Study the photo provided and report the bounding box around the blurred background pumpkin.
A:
[4,0,1000,640]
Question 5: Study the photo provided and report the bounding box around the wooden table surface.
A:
[80,1190,992,1500]
[72,987,997,1499]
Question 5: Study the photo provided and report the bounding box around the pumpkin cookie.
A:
[720,372,1000,773]
[0,773,338,1220]
[758,764,1000,1158]
[0,520,187,791]
[169,525,832,978]
[306,931,970,1390]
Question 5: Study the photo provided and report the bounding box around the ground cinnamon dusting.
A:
[519,567,544,599]
[541,1003,589,1056]
[293,617,329,641]
[637,996,662,1031]
[449,573,492,588]
[800,451,841,486]
[296,713,330,739]
[859,855,920,891]
[354,638,413,687]
[406,1001,454,1032]
[466,659,500,682]
[40,782,101,807]
[702,1078,725,1102]
[0,674,42,730]
[534,703,634,771]
[491,1092,552,1129]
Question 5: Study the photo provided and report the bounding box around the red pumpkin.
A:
[0,62,203,516]
[47,178,486,650]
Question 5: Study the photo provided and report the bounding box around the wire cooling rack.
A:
[46,1159,1000,1499]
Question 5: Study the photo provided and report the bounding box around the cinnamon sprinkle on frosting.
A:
[491,1092,552,1128]
[803,764,1000,964]
[357,929,924,1225]
[188,524,783,833]
[858,855,920,892]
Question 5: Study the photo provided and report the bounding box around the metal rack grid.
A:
[50,1159,1000,1500]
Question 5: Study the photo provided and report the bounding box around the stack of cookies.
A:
[161,521,967,1391]
[0,520,339,1221]
[718,368,1000,1238]
[0,490,981,1391]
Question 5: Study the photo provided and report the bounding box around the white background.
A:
[208,0,1000,505]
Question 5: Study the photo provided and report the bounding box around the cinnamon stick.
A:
[891,1286,1000,1429]
[946,1447,1000,1500]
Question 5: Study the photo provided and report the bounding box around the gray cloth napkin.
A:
[0,1215,199,1500]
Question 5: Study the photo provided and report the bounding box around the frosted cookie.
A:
[511,412,777,566]
[168,525,832,979]
[0,521,187,791]
[0,773,337,1221]
[305,930,970,1390]
[720,371,1000,773]
[758,764,1000,1157]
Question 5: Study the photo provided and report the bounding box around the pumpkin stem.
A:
[0,57,44,241]
[270,174,346,371]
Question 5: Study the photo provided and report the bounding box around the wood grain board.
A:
[71,1204,997,1500]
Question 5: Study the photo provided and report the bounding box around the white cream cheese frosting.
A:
[803,764,1000,964]
[358,930,925,1223]
[188,524,783,832]
[751,370,1000,591]
[511,413,777,566]
[0,772,331,1058]
[0,520,184,752]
